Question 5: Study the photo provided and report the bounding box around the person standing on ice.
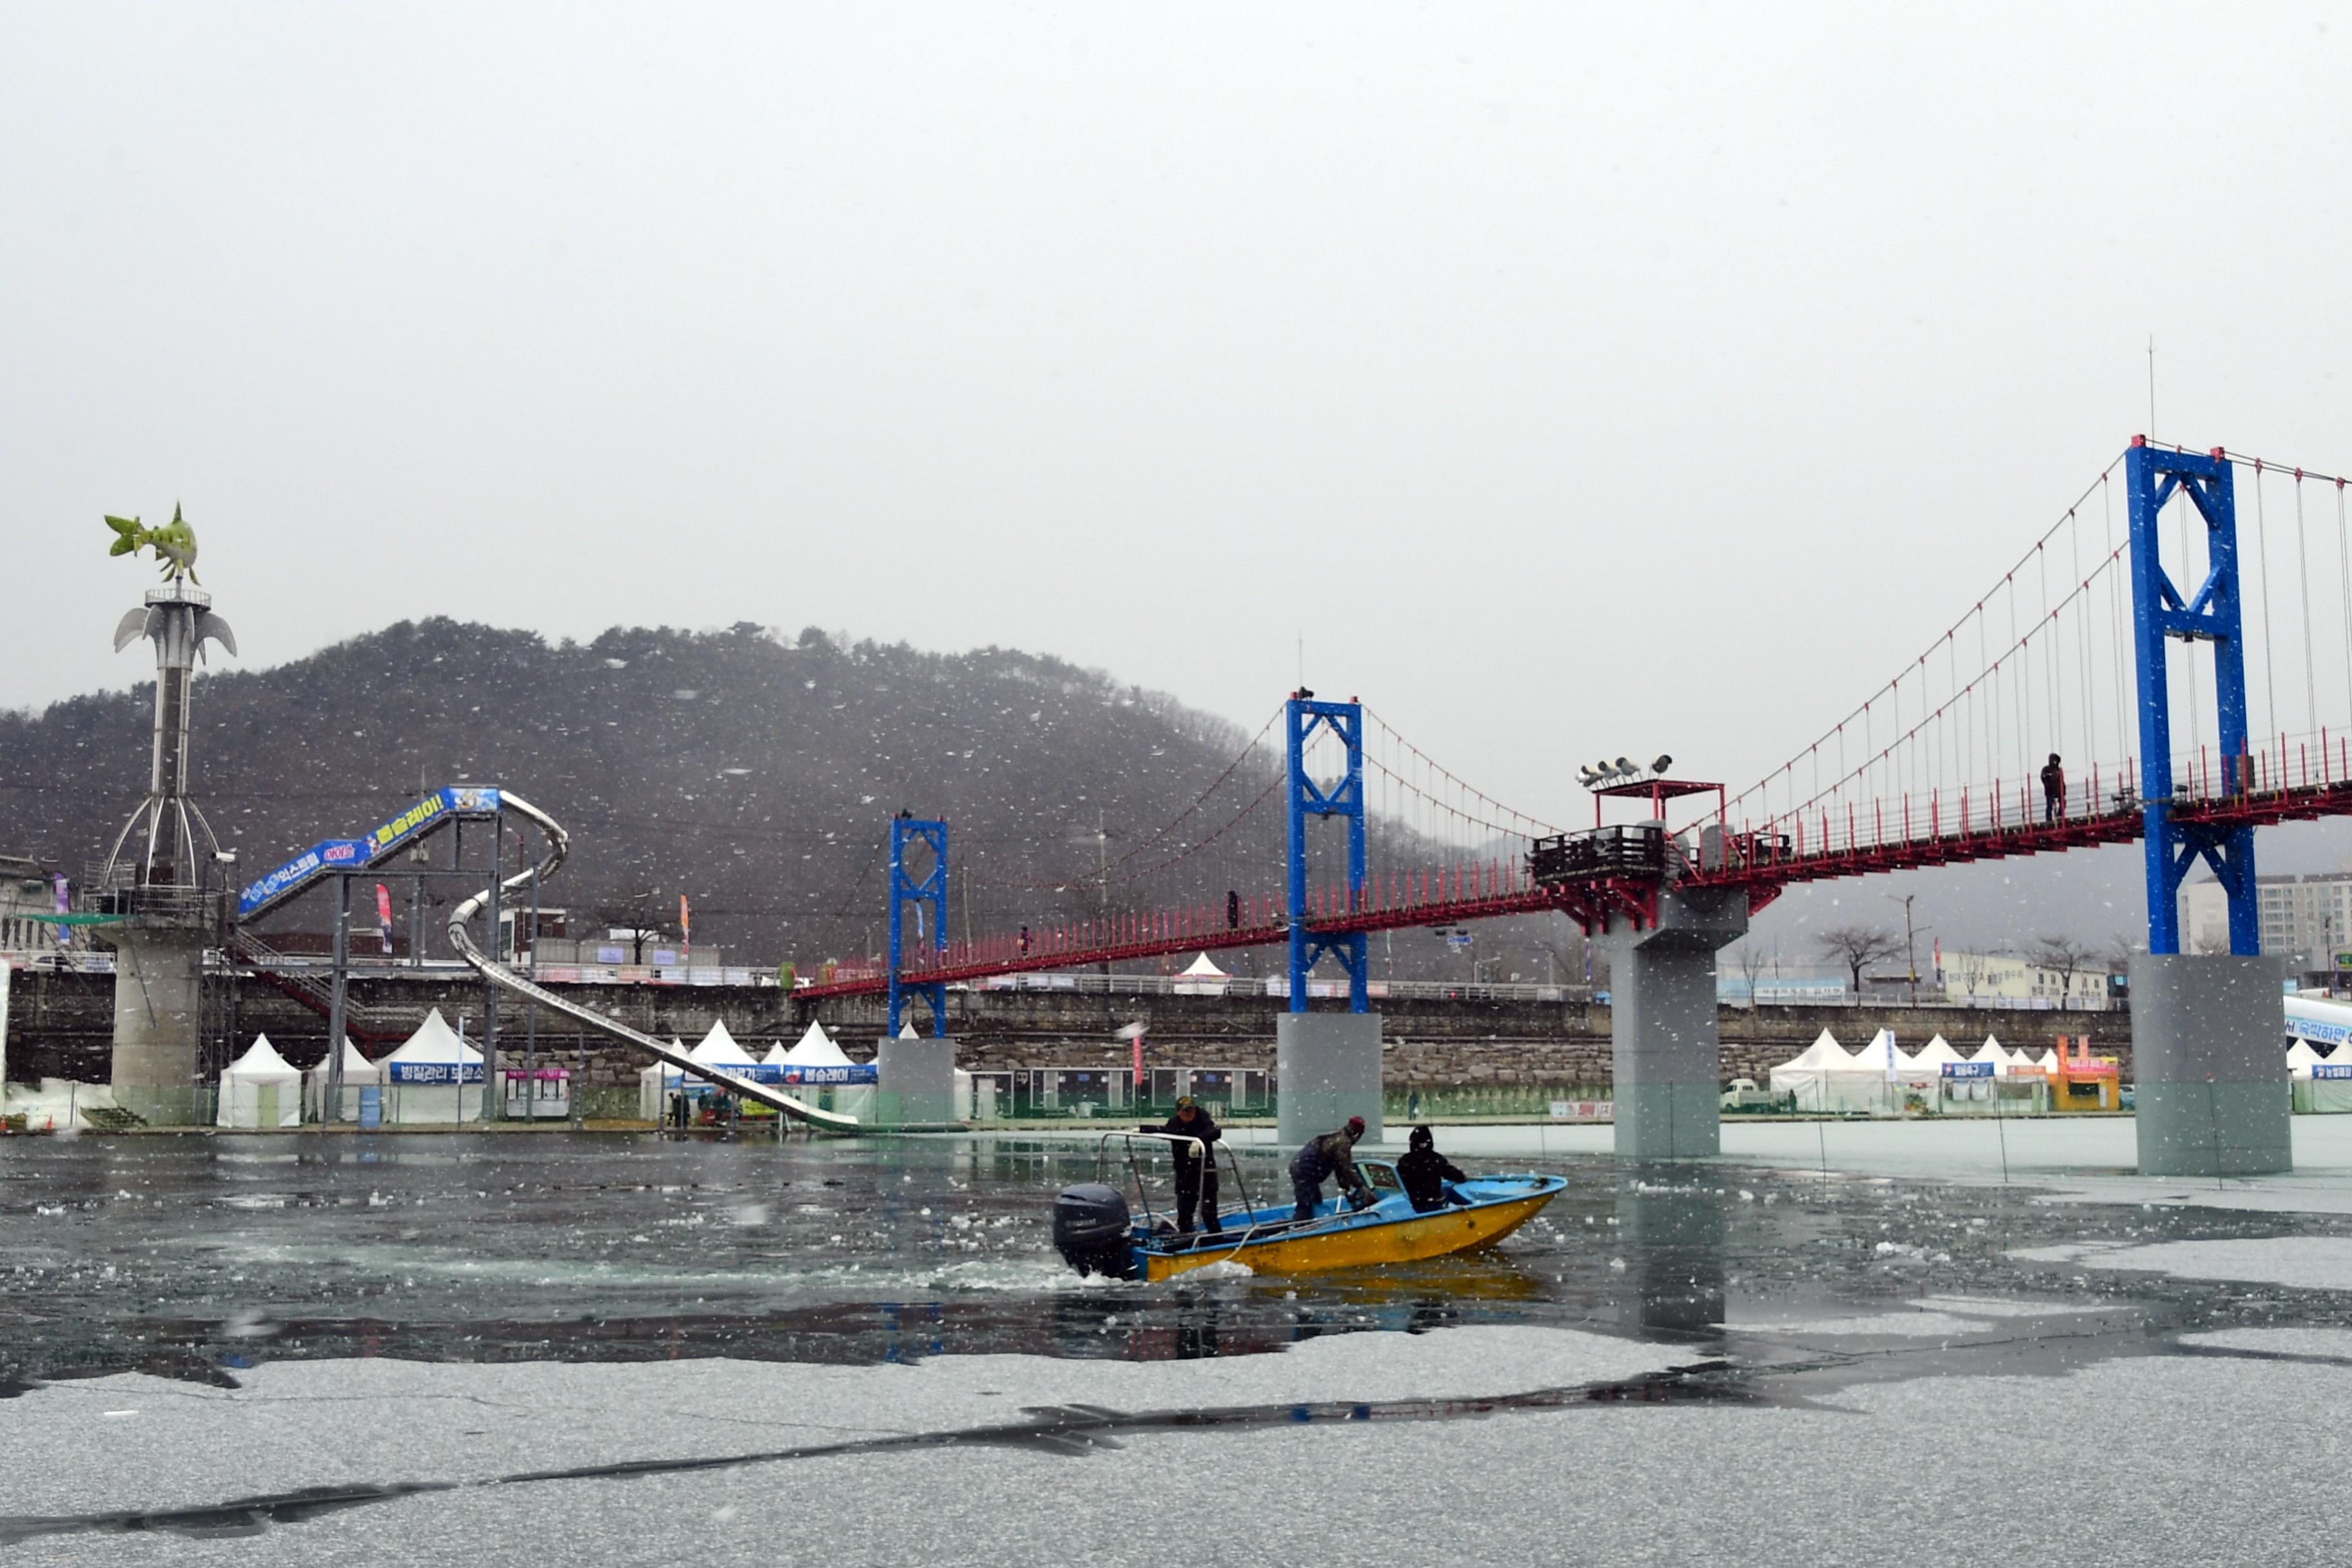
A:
[1138,1095,1221,1234]
[1290,1116,1373,1220]
[2041,752,2065,824]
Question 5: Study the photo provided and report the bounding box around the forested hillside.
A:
[1,620,1567,979]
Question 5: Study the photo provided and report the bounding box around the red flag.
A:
[680,894,691,961]
[375,883,394,956]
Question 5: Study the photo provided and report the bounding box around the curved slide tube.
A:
[446,792,863,1134]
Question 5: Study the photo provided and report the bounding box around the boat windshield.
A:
[1359,1161,1403,1193]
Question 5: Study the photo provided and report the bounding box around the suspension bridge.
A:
[787,438,2352,1176]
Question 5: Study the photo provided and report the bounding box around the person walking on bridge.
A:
[1290,1116,1373,1220]
[2041,753,2065,825]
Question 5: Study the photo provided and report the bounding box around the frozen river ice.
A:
[5,1121,2351,1562]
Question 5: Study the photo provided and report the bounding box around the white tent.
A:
[304,1038,385,1122]
[1767,1030,1891,1113]
[1908,1034,1964,1070]
[1175,952,1231,995]
[381,1008,485,1124]
[689,1019,760,1070]
[1847,1028,1902,1076]
[2288,1038,2326,1081]
[781,1020,850,1066]
[1969,1035,2012,1070]
[638,1038,691,1122]
[218,1035,302,1128]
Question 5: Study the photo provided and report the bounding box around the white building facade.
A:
[2181,872,2352,970]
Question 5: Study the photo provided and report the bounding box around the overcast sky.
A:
[5,4,2349,827]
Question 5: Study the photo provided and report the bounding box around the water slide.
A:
[239,786,862,1132]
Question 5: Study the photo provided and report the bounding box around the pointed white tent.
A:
[217,1035,302,1128]
[1969,1035,2012,1070]
[781,1020,851,1066]
[304,1038,385,1122]
[1767,1028,1892,1114]
[688,1019,760,1070]
[1908,1034,1964,1070]
[760,1041,792,1069]
[1175,952,1231,995]
[1775,1030,1850,1071]
[382,1008,485,1123]
[2288,1038,2326,1081]
[1847,1028,1902,1076]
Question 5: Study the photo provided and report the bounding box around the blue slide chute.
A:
[238,786,504,920]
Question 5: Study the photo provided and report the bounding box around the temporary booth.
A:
[218,1035,303,1129]
[304,1038,384,1122]
[1767,1030,1890,1114]
[381,1008,485,1124]
[500,1067,571,1121]
[1903,1034,1971,1109]
[1173,952,1231,995]
[689,1019,763,1075]
[638,1039,691,1122]
[779,1019,874,1122]
[2290,1039,2352,1113]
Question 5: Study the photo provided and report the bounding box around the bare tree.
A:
[1731,940,1771,1006]
[1818,925,1903,1005]
[2026,934,2098,1009]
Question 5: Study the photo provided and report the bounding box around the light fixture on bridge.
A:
[1580,754,1674,790]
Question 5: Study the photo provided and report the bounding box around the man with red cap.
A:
[1290,1115,1374,1220]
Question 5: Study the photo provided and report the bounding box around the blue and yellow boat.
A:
[1052,1133,1565,1283]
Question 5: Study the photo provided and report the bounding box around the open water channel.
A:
[5,1126,2350,1563]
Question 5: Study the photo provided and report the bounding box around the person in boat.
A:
[1139,1095,1222,1235]
[1290,1116,1375,1220]
[1396,1124,1470,1213]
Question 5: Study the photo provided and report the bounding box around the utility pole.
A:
[1887,892,1920,1005]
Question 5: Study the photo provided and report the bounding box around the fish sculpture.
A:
[104,504,201,583]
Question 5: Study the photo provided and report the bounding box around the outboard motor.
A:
[1052,1183,1137,1279]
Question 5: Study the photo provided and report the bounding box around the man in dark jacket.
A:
[1140,1096,1220,1234]
[1396,1124,1469,1213]
[1290,1116,1373,1220]
[2041,752,2065,824]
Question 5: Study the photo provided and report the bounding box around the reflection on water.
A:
[1616,1173,1726,1342]
[1,1130,2328,1390]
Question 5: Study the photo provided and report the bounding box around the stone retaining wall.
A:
[6,966,2133,1090]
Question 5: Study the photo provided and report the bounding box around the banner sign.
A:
[1942,1061,1997,1079]
[240,787,502,917]
[365,787,501,859]
[375,883,394,955]
[2314,1063,2352,1081]
[387,1062,485,1084]
[779,1064,879,1086]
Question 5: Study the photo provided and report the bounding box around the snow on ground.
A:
[2010,1235,2352,1293]
[8,1328,2346,1566]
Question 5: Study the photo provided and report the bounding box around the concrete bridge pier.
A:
[1602,886,1748,1160]
[106,921,210,1124]
[1275,1014,1384,1150]
[2130,954,2293,1177]
[874,1034,959,1127]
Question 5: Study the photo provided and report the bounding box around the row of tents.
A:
[215,1012,926,1128]
[217,1008,483,1127]
[1765,1029,2080,1115]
